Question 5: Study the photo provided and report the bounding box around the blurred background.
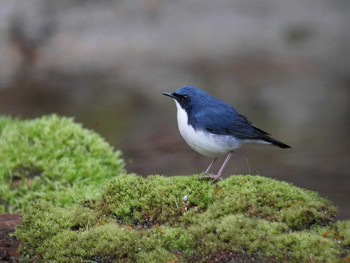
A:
[0,0,349,218]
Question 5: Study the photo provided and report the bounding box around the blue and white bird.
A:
[162,86,290,180]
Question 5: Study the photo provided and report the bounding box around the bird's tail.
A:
[264,137,291,149]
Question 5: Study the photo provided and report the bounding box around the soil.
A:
[0,215,21,263]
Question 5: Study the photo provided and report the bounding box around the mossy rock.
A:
[16,174,349,262]
[0,115,124,213]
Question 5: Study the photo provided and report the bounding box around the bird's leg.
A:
[204,158,217,174]
[212,151,233,180]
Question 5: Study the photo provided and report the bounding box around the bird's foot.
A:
[199,173,222,181]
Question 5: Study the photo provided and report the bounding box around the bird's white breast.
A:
[174,101,243,157]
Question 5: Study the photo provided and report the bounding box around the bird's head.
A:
[162,86,208,111]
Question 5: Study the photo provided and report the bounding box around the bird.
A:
[162,86,291,180]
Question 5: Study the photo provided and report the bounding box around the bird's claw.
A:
[199,173,222,181]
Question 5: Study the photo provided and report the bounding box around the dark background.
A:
[0,0,349,218]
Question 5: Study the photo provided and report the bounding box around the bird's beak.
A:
[161,92,177,99]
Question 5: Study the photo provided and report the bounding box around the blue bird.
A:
[162,86,290,180]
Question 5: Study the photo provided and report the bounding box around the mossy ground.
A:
[0,115,124,213]
[15,174,350,263]
[2,115,349,262]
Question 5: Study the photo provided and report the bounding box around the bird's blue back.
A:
[176,86,270,140]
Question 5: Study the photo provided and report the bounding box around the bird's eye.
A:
[182,95,188,102]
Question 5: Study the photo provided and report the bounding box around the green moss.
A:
[203,176,335,230]
[334,220,350,246]
[39,224,142,262]
[6,115,346,262]
[136,248,180,263]
[16,174,348,262]
[0,114,124,213]
[0,116,19,134]
[99,174,213,225]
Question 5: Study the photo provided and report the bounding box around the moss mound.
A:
[16,174,349,262]
[0,115,124,213]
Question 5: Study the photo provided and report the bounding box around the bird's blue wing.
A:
[193,102,270,140]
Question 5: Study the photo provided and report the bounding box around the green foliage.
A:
[0,116,19,134]
[334,220,350,246]
[0,115,124,213]
[5,114,347,262]
[16,174,349,262]
[204,176,335,230]
[100,174,213,225]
